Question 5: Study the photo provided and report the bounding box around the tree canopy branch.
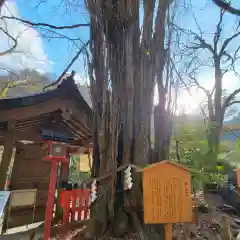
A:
[0,0,5,9]
[43,40,90,91]
[213,0,240,16]
[189,73,210,96]
[214,10,224,53]
[170,58,191,93]
[222,88,240,109]
[220,31,240,55]
[225,100,240,108]
[188,34,215,54]
[0,27,17,56]
[1,16,90,29]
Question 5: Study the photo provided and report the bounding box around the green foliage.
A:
[69,154,90,183]
[236,138,240,149]
[171,115,236,190]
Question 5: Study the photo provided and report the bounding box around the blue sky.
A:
[0,0,240,113]
[171,0,240,113]
[15,0,90,78]
[13,0,239,76]
[9,0,240,80]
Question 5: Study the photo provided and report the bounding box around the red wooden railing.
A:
[59,189,91,224]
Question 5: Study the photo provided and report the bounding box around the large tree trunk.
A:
[205,56,223,164]
[213,56,222,155]
[0,0,5,12]
[86,0,171,238]
[0,0,5,8]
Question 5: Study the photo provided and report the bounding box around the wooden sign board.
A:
[0,191,10,217]
[10,189,37,208]
[79,154,91,172]
[236,168,240,189]
[143,160,192,224]
[164,224,172,240]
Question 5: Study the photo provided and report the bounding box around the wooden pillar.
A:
[0,122,15,190]
[55,153,69,223]
[61,162,69,182]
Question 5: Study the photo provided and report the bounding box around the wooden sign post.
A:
[164,223,173,240]
[235,168,240,189]
[143,160,192,240]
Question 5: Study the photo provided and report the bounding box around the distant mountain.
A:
[224,112,240,126]
[0,69,52,98]
[222,112,240,142]
[0,71,93,108]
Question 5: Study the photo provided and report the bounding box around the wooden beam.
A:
[64,100,92,130]
[0,130,42,143]
[0,99,67,121]
[0,121,15,190]
[0,98,92,125]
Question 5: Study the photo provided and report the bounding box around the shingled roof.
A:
[0,75,92,146]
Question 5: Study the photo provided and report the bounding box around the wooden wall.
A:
[6,143,51,229]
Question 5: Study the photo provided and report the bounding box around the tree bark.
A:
[213,56,222,155]
[86,0,172,238]
[0,0,5,10]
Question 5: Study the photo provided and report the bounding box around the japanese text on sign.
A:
[143,161,192,224]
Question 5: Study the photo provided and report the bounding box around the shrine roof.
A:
[0,75,92,147]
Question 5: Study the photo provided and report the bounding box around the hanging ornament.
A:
[124,166,133,190]
[91,180,97,202]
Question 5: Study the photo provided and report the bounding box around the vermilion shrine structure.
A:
[0,74,92,239]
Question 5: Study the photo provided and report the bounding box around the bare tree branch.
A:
[170,58,191,94]
[213,0,240,16]
[0,27,17,56]
[172,23,214,54]
[38,27,84,50]
[188,71,216,121]
[221,49,240,71]
[184,57,216,122]
[188,34,215,54]
[214,9,224,54]
[43,40,90,91]
[1,16,90,29]
[188,72,210,96]
[181,6,240,121]
[220,31,240,56]
[225,100,240,108]
[0,0,5,9]
[222,88,240,109]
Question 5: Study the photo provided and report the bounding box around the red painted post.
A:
[71,190,77,221]
[42,141,68,240]
[43,159,59,240]
[63,191,71,224]
[77,189,83,220]
[84,190,90,219]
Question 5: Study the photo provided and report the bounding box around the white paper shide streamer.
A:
[124,166,133,190]
[91,180,97,203]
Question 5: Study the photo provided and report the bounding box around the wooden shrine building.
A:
[0,74,92,230]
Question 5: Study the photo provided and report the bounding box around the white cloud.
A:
[0,2,50,73]
[177,72,240,114]
[74,73,89,85]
